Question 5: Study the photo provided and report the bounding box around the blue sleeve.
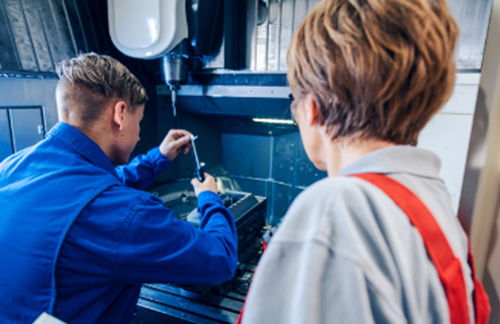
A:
[113,191,238,285]
[115,147,171,190]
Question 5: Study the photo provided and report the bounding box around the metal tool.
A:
[190,135,205,182]
[160,54,188,117]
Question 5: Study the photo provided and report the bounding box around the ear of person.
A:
[305,94,321,127]
[112,101,127,134]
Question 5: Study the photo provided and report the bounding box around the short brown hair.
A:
[287,0,458,145]
[56,53,148,124]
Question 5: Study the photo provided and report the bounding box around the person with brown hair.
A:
[241,0,490,323]
[0,53,238,323]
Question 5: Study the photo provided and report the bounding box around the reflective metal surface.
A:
[450,0,494,70]
[0,0,81,73]
[457,0,500,318]
[244,0,493,71]
[0,0,151,79]
[222,132,327,225]
[159,84,291,98]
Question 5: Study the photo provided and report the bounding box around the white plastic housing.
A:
[108,0,188,59]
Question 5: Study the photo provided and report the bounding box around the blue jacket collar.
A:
[47,122,120,179]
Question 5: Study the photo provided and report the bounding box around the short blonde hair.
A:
[56,53,148,124]
[287,0,458,145]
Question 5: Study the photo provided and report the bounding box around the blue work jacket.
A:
[0,122,238,323]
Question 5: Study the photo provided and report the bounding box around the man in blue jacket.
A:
[0,53,238,323]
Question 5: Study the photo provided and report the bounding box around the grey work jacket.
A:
[243,146,474,324]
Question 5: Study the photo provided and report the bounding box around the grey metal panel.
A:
[175,96,291,119]
[172,85,291,98]
[0,109,13,162]
[279,0,294,71]
[48,0,77,59]
[0,1,20,70]
[37,0,67,67]
[233,177,268,199]
[456,0,500,316]
[244,0,493,71]
[267,0,281,71]
[9,108,44,151]
[3,0,38,71]
[22,0,54,72]
[449,0,494,69]
[458,0,500,296]
[246,0,258,70]
[272,132,297,184]
[74,0,98,53]
[222,133,271,179]
[255,0,269,71]
[0,78,59,129]
[64,0,88,53]
[0,0,105,75]
[292,0,308,32]
[220,131,326,225]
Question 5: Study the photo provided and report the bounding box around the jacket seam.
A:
[111,192,149,279]
[49,181,118,314]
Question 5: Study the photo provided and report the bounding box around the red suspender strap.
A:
[351,173,490,324]
[467,244,491,324]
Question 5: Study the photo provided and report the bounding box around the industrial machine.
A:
[109,0,228,116]
[2,0,500,322]
[132,132,267,322]
[137,169,267,324]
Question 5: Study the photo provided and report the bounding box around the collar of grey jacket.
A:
[338,146,441,179]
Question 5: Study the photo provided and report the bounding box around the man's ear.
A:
[304,94,322,127]
[113,101,127,131]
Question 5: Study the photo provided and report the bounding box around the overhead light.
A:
[252,118,295,125]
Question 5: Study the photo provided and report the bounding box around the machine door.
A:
[0,107,45,162]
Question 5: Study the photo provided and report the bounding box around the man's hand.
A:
[191,173,218,196]
[159,129,192,161]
